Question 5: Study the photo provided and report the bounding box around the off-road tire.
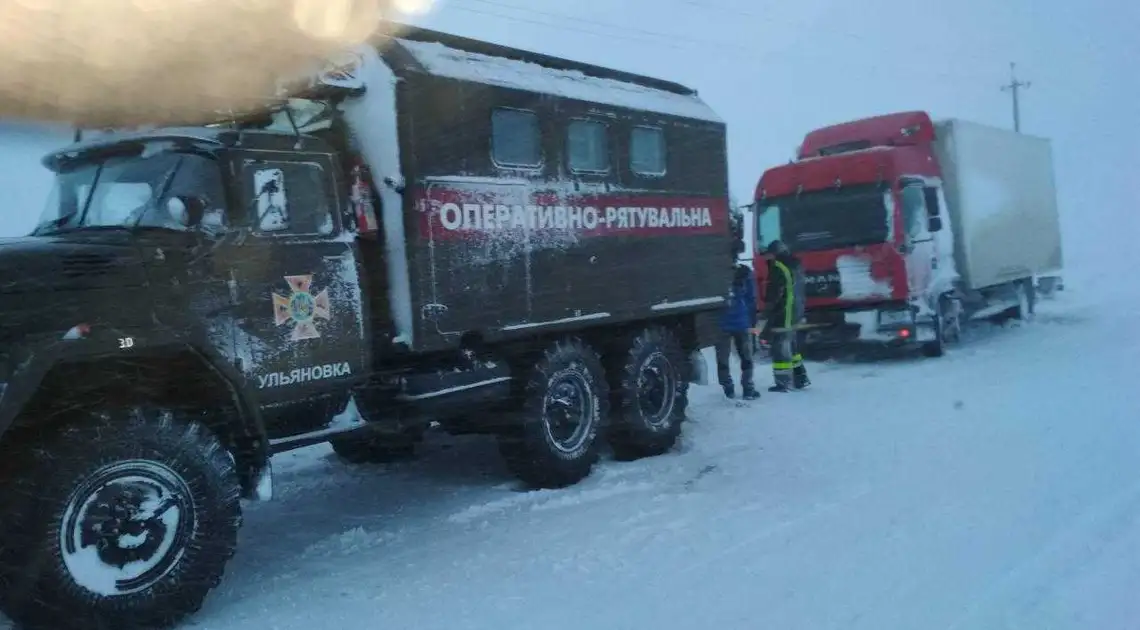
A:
[498,338,609,489]
[329,430,420,464]
[0,408,242,630]
[609,327,688,460]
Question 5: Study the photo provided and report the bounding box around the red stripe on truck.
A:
[413,186,729,240]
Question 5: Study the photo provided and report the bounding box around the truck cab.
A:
[0,27,730,630]
[756,110,1059,357]
[755,112,951,352]
[27,126,372,432]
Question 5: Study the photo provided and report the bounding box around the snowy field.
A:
[120,284,1133,630]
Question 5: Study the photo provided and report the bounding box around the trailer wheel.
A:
[1014,279,1037,320]
[329,430,420,464]
[609,327,688,460]
[994,279,1036,324]
[498,339,608,489]
[0,408,241,630]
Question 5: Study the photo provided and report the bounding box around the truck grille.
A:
[61,253,117,278]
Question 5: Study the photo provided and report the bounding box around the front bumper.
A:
[801,305,937,347]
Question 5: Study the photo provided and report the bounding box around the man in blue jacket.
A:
[716,239,760,400]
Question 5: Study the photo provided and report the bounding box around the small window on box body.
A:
[491,108,542,168]
[567,119,609,172]
[630,126,666,176]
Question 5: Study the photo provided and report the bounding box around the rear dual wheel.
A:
[498,329,688,489]
[609,327,688,460]
[498,338,609,489]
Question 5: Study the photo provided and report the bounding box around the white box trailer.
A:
[932,118,1063,291]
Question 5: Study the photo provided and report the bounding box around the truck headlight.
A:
[877,309,913,327]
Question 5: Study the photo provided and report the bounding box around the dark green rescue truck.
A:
[0,26,729,630]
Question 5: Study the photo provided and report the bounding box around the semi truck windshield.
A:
[757,184,890,252]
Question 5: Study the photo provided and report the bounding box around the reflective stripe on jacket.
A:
[765,255,805,329]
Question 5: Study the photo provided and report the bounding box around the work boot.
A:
[768,384,790,393]
[741,386,760,401]
[722,383,735,399]
[794,366,811,390]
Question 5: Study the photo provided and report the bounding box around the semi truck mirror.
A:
[923,187,940,216]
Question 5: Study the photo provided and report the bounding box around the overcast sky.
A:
[403,0,1136,272]
[0,0,1133,272]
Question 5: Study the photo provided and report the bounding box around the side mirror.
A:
[383,176,405,194]
[927,215,943,232]
[923,187,941,217]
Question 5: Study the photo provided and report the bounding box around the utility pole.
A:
[1000,62,1031,132]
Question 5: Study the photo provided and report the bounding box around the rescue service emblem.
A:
[273,275,331,341]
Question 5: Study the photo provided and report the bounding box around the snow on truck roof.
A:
[41,128,314,170]
[389,32,722,123]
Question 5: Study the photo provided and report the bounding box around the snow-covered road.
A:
[180,288,1140,630]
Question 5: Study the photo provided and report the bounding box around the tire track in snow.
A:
[665,484,874,580]
[446,479,658,524]
[943,477,1140,630]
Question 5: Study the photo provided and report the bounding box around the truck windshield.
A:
[218,98,336,134]
[34,152,211,235]
[756,184,890,252]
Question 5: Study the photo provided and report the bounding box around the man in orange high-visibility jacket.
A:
[760,240,811,392]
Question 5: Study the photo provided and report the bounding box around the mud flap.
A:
[248,460,274,502]
[915,323,938,343]
[687,349,709,386]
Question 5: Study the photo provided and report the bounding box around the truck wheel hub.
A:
[543,374,592,453]
[637,352,676,428]
[59,460,195,597]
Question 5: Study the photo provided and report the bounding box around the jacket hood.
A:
[767,252,800,268]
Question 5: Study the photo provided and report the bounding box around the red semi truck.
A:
[753,111,1063,357]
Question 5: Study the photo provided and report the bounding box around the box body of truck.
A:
[324,32,732,356]
[933,118,1063,291]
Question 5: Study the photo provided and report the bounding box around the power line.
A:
[676,0,1050,76]
[1000,62,1031,132]
[441,1,1003,86]
[445,3,690,50]
[462,0,748,52]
